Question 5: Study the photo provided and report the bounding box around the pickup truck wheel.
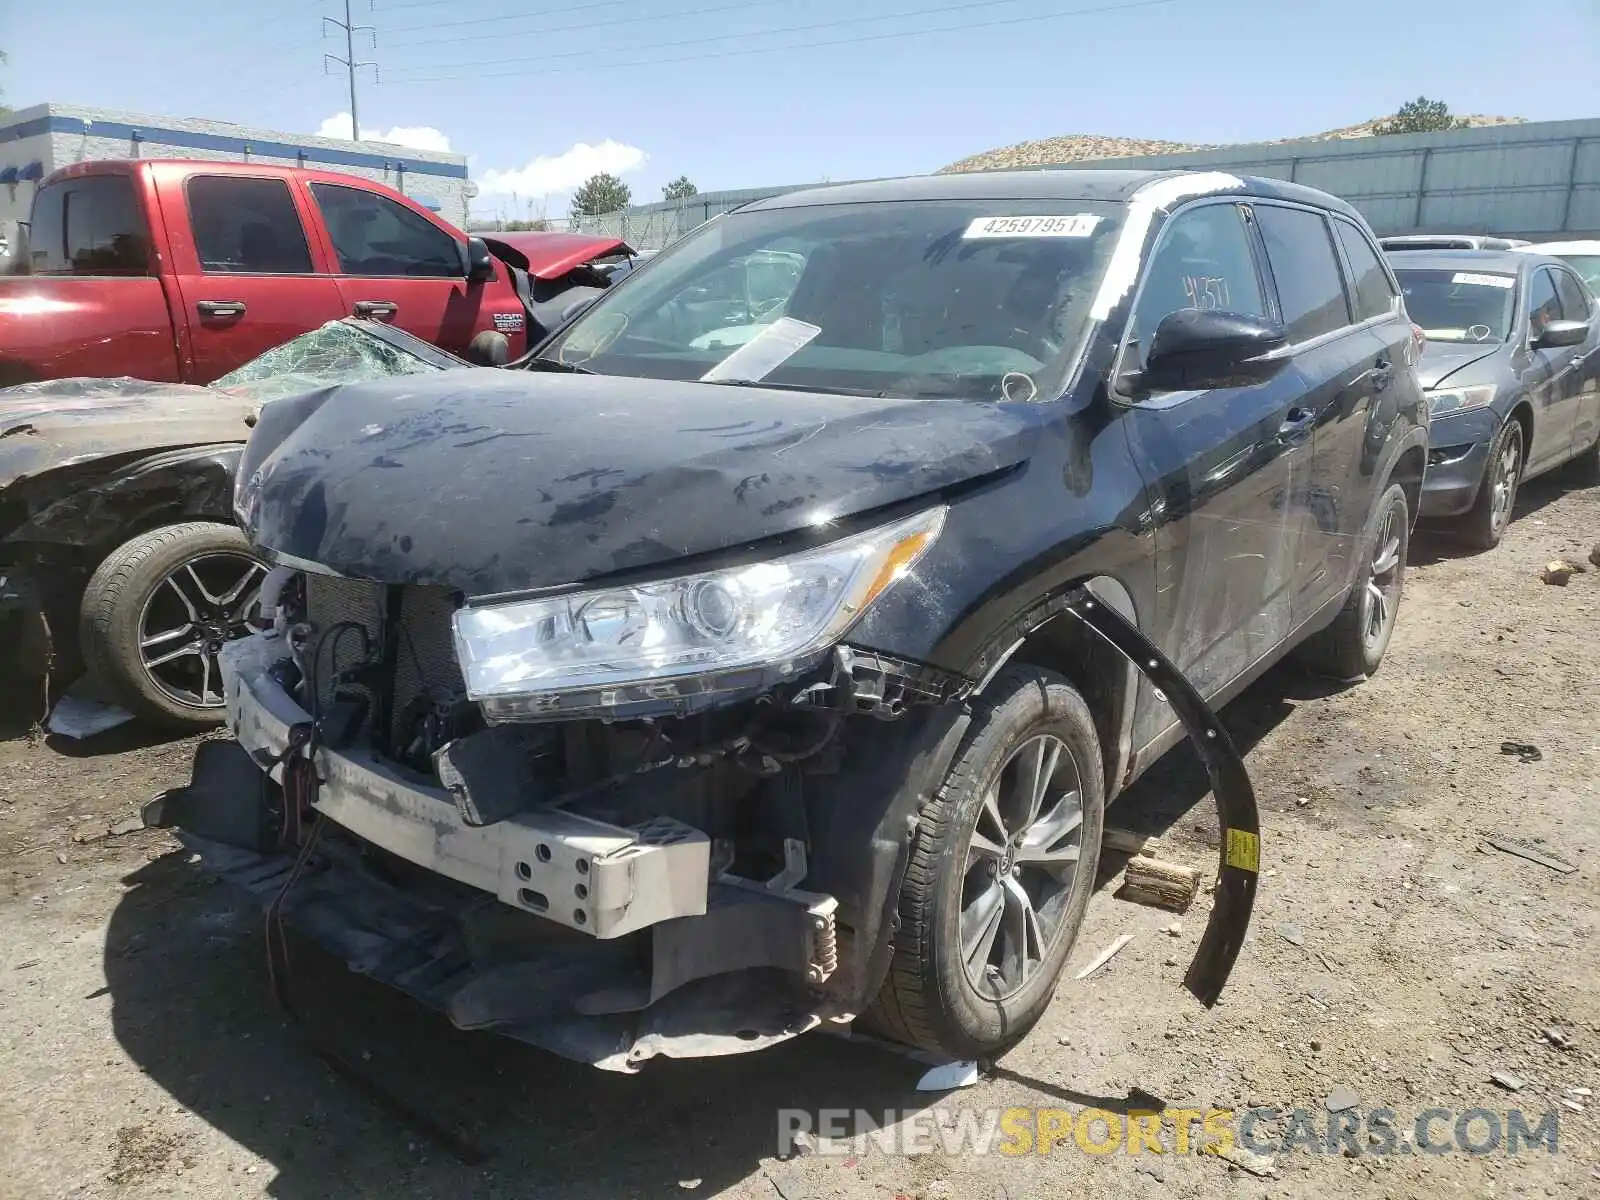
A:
[867,664,1104,1061]
[1298,481,1409,681]
[79,522,267,731]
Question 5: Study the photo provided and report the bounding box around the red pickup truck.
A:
[0,159,629,385]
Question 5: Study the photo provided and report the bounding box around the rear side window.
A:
[28,176,150,275]
[187,176,315,274]
[1552,268,1591,320]
[1332,220,1397,321]
[1254,205,1351,342]
[309,183,462,278]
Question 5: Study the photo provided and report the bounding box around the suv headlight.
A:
[452,506,945,719]
[1426,384,1497,415]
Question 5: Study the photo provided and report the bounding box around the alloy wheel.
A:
[135,553,266,709]
[1362,496,1405,654]
[1489,425,1522,535]
[959,733,1086,999]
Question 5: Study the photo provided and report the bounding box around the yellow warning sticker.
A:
[1224,829,1260,874]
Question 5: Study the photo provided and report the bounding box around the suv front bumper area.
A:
[145,633,846,1071]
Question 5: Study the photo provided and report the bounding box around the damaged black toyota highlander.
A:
[159,170,1428,1071]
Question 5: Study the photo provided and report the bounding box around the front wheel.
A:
[1298,481,1409,681]
[1461,418,1523,550]
[79,522,268,730]
[867,664,1105,1060]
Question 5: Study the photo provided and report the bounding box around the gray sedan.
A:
[1387,250,1600,548]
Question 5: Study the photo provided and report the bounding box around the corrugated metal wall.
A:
[580,118,1600,250]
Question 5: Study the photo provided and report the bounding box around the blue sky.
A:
[3,0,1597,218]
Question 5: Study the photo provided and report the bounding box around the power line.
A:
[387,0,1178,81]
[380,0,641,36]
[384,0,787,50]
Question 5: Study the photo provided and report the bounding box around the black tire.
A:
[1460,418,1523,551]
[867,664,1105,1060]
[79,522,267,731]
[1298,481,1409,682]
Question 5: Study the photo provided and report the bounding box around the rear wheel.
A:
[1461,418,1523,550]
[79,522,267,730]
[867,664,1104,1060]
[1298,481,1409,681]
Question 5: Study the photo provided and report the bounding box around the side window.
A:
[187,176,314,274]
[1527,269,1561,340]
[1332,220,1397,322]
[309,183,462,278]
[1254,205,1351,342]
[1128,202,1267,349]
[1552,268,1591,321]
[28,176,150,275]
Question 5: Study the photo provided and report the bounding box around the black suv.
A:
[185,169,1428,1070]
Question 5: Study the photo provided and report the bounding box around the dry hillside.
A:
[939,113,1525,174]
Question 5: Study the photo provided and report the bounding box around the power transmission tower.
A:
[324,0,378,140]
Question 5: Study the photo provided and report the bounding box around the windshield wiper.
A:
[702,378,889,398]
[519,356,594,375]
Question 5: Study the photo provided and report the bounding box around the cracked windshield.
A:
[541,201,1124,400]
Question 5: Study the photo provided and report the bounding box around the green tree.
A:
[1374,97,1469,136]
[570,173,632,220]
[662,175,698,202]
[503,219,550,231]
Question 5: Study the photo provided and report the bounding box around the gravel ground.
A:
[2,470,1598,1200]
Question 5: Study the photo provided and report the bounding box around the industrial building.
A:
[0,102,472,251]
[579,116,1600,251]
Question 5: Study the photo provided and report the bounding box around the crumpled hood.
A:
[0,377,254,492]
[1415,342,1503,390]
[238,370,1044,596]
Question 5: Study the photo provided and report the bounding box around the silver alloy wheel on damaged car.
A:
[1488,425,1522,536]
[960,732,1086,998]
[80,522,268,730]
[868,664,1105,1061]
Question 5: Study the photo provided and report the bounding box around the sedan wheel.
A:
[1462,419,1523,551]
[80,522,267,730]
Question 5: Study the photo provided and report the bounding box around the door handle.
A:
[354,300,398,318]
[1277,406,1316,442]
[196,300,246,318]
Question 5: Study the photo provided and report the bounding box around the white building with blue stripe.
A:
[0,102,472,254]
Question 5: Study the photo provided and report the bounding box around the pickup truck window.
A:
[28,175,149,275]
[310,183,461,279]
[187,176,314,275]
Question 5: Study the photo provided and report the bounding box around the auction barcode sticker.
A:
[1451,272,1515,289]
[963,214,1102,239]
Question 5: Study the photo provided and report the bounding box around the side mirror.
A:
[1135,309,1291,393]
[559,295,600,325]
[1533,318,1588,349]
[465,237,496,284]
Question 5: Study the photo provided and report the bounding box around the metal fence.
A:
[539,117,1600,252]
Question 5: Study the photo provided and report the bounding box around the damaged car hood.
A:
[0,378,254,492]
[239,370,1044,596]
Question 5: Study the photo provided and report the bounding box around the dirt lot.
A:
[3,472,1598,1200]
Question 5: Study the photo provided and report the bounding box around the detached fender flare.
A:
[1059,588,1259,1006]
[829,583,1259,1014]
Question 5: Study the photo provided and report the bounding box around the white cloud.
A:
[476,140,648,198]
[316,113,453,153]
